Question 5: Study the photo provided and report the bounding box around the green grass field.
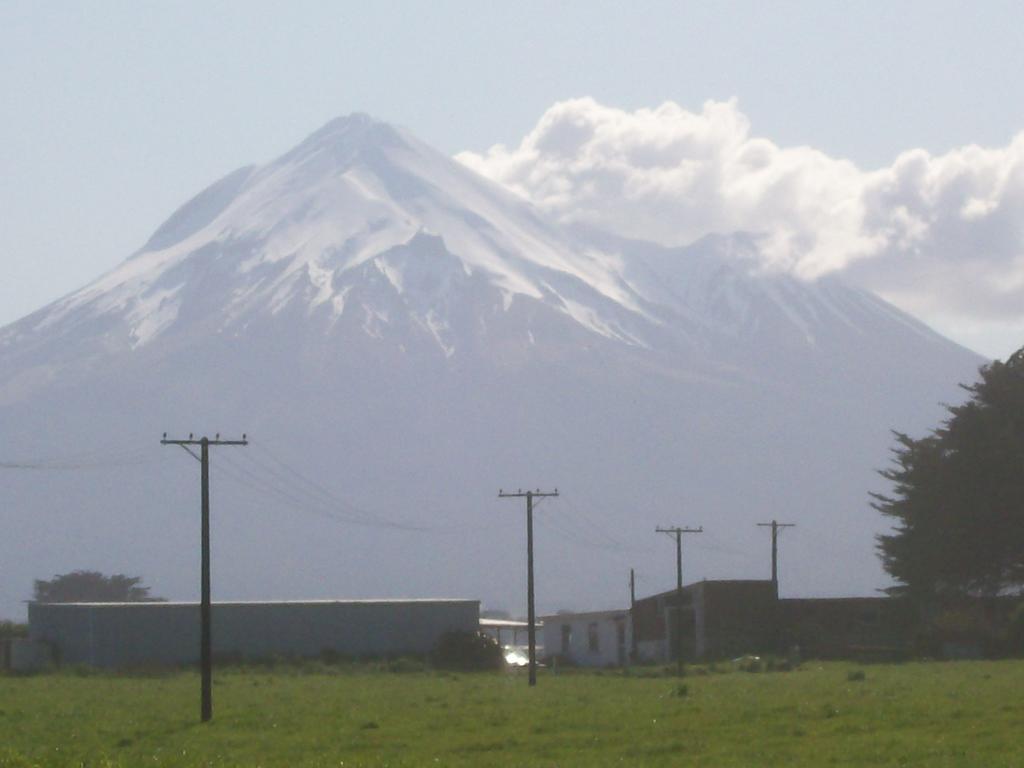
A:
[1,660,1022,767]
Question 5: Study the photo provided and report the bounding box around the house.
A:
[541,609,631,667]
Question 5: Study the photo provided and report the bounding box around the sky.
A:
[3,0,1024,358]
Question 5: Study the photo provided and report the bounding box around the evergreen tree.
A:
[873,347,1024,599]
[33,571,164,603]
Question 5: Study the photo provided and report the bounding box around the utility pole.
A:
[757,520,796,597]
[629,568,637,661]
[161,433,247,722]
[498,488,558,687]
[655,525,702,676]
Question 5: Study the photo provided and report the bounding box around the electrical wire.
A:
[209,448,509,536]
[215,451,428,532]
[0,444,158,470]
[244,444,518,535]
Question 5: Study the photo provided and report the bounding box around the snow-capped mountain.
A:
[3,115,643,359]
[0,115,983,621]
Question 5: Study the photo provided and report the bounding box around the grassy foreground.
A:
[1,660,1022,767]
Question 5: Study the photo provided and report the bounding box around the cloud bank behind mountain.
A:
[458,98,1024,357]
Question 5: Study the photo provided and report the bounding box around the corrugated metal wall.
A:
[29,600,479,668]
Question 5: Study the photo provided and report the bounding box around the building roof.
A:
[539,609,628,622]
[479,617,530,628]
[30,598,479,608]
[636,579,774,603]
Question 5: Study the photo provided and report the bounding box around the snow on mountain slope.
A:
[0,115,986,622]
[2,115,645,360]
[1,113,953,380]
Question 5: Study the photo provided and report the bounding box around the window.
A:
[561,625,572,656]
[588,622,600,653]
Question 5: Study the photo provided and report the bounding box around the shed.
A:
[541,609,631,667]
[633,580,777,661]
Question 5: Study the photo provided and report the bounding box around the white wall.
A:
[542,612,631,667]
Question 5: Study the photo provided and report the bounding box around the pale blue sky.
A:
[3,0,1024,356]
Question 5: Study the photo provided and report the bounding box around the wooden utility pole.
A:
[629,568,637,661]
[498,488,558,687]
[655,525,702,676]
[757,520,796,596]
[161,433,247,722]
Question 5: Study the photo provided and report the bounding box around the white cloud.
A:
[457,98,1024,355]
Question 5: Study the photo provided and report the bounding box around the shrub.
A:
[319,648,356,666]
[0,621,28,639]
[431,631,504,671]
[1007,602,1024,656]
[388,657,427,674]
[847,669,866,682]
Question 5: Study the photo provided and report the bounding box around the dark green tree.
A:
[33,571,164,603]
[872,347,1024,600]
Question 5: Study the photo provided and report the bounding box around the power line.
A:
[558,496,638,550]
[246,446,384,521]
[242,445,434,532]
[693,529,756,558]
[215,451,518,537]
[219,451,497,535]
[534,507,624,552]
[218,452,425,532]
[241,450,386,526]
[541,496,656,557]
[0,445,157,470]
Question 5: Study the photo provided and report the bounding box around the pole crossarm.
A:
[656,525,703,536]
[498,487,559,687]
[498,489,560,498]
[160,432,248,723]
[161,434,249,446]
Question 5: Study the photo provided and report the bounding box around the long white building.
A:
[29,599,479,668]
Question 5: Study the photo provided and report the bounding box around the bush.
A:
[387,657,427,674]
[432,631,504,671]
[766,657,795,672]
[1007,602,1024,656]
[735,656,762,673]
[0,621,27,639]
[319,648,355,666]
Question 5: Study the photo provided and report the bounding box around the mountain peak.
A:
[281,113,412,168]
